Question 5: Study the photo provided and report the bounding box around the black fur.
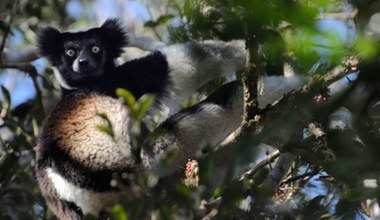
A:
[36,19,172,219]
[36,18,247,219]
[61,51,170,99]
[38,18,170,98]
[38,27,62,65]
[38,19,127,64]
[36,139,123,192]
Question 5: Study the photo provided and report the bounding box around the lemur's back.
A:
[35,93,135,217]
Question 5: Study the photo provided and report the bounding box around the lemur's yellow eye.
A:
[91,46,100,53]
[66,49,76,57]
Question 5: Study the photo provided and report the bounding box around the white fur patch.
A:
[258,76,308,107]
[72,59,80,73]
[46,168,117,216]
[53,68,77,90]
[157,40,246,115]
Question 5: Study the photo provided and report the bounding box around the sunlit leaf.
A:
[213,187,223,198]
[97,113,115,136]
[111,204,128,220]
[97,124,114,138]
[134,94,155,121]
[145,15,174,28]
[353,37,378,61]
[116,88,136,109]
[1,86,11,111]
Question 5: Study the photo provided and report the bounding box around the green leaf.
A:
[116,88,136,109]
[176,184,192,200]
[97,113,115,136]
[111,204,128,220]
[32,118,39,136]
[213,187,223,198]
[353,37,377,61]
[1,86,11,111]
[97,124,114,138]
[252,167,270,185]
[0,153,17,186]
[97,112,111,121]
[145,15,174,28]
[134,94,155,121]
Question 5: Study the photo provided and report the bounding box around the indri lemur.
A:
[35,19,306,219]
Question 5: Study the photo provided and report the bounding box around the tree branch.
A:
[2,47,39,63]
[0,62,38,75]
[262,152,296,191]
[0,0,21,60]
[218,59,353,164]
[317,8,358,20]
[282,167,322,185]
[240,36,262,133]
[240,150,280,180]
[0,62,45,116]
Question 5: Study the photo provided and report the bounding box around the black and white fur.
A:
[35,19,307,219]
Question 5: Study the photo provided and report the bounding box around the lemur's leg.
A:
[37,170,82,220]
[142,75,308,176]
[142,81,244,176]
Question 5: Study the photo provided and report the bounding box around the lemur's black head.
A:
[38,19,128,89]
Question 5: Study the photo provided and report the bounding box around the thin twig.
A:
[0,132,5,147]
[262,152,296,191]
[240,150,281,180]
[0,62,45,117]
[143,0,163,41]
[282,167,322,185]
[30,74,45,118]
[0,63,38,75]
[0,0,21,58]
[4,117,35,147]
[317,8,358,20]
[2,47,39,63]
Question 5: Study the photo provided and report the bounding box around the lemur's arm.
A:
[126,34,246,95]
[117,39,247,115]
[126,32,166,51]
[157,40,247,114]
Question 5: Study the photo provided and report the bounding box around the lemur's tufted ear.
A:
[98,18,128,58]
[37,27,63,65]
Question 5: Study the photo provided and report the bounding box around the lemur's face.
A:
[60,35,106,83]
[38,19,128,89]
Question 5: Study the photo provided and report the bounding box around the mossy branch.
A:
[240,35,264,135]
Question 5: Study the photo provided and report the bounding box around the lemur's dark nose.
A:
[79,58,88,66]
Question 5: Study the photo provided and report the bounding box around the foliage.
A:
[167,0,380,219]
[0,0,380,219]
